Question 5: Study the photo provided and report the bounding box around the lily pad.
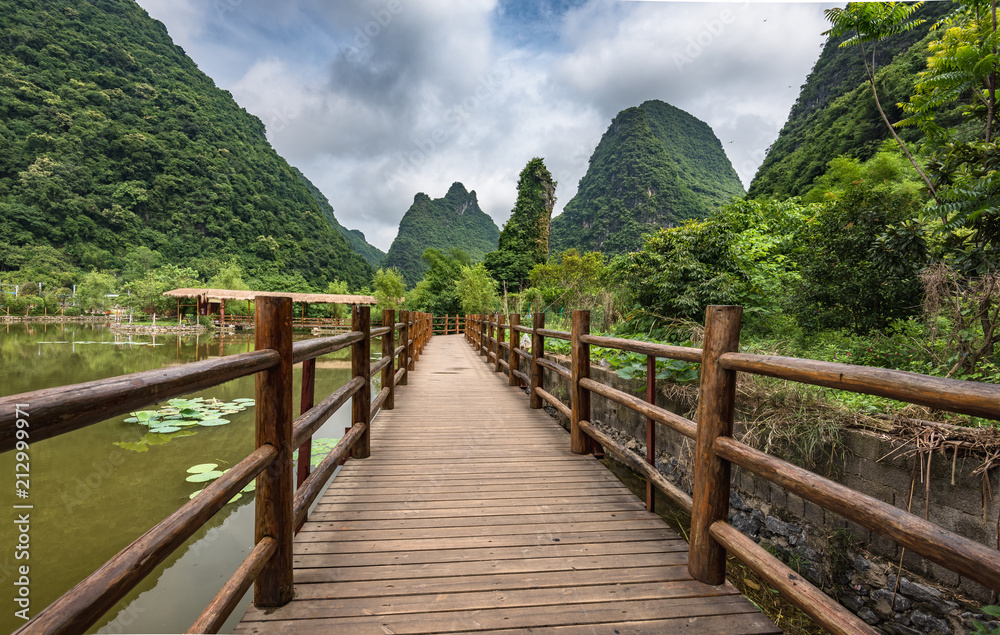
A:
[185,470,224,483]
[187,463,219,474]
[197,418,230,427]
[233,398,255,403]
[240,481,256,493]
[228,493,242,504]
[189,489,203,499]
[123,417,139,424]
[179,408,201,418]
[150,425,181,433]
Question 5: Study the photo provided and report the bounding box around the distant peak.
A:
[447,182,469,197]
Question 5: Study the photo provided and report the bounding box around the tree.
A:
[897,0,1000,271]
[208,260,250,315]
[77,270,118,314]
[128,264,200,316]
[791,184,927,332]
[613,199,808,327]
[406,248,470,315]
[372,268,406,311]
[456,264,500,314]
[485,158,557,290]
[825,2,938,198]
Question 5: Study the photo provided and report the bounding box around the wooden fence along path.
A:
[236,335,779,634]
[6,305,1000,634]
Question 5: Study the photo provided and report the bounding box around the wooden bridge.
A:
[4,303,1000,634]
[235,334,778,633]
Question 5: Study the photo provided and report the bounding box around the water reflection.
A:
[0,323,366,634]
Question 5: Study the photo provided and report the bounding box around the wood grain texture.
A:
[710,521,879,635]
[236,334,777,634]
[720,351,1000,421]
[571,310,591,455]
[350,305,371,459]
[254,296,295,607]
[580,334,703,364]
[689,305,742,585]
[0,349,278,452]
[382,309,395,410]
[715,436,1000,592]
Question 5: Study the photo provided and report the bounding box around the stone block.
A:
[768,481,787,509]
[804,500,825,526]
[957,575,994,605]
[785,492,806,520]
[910,609,952,635]
[872,588,912,612]
[844,429,887,461]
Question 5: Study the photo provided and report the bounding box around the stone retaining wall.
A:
[506,350,1000,635]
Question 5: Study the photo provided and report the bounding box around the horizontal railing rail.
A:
[6,305,435,634]
[464,308,1000,635]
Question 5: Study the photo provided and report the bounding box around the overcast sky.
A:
[134,0,840,252]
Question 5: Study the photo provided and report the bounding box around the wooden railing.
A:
[431,313,464,336]
[466,307,1000,635]
[0,303,434,634]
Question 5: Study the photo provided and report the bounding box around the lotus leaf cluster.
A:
[185,437,341,505]
[115,397,255,452]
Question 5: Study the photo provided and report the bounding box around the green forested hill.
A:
[550,100,743,255]
[747,2,951,199]
[0,0,373,288]
[293,167,385,268]
[383,183,500,287]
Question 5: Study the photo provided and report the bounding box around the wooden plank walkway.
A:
[236,335,780,634]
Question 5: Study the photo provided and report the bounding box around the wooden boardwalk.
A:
[236,335,780,634]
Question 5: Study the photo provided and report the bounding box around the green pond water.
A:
[0,322,371,633]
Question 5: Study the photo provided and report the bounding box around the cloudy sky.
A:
[134,0,839,252]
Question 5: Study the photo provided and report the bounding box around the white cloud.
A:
[135,0,837,251]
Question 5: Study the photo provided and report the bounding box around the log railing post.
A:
[413,313,421,363]
[383,309,395,410]
[530,312,544,409]
[570,310,590,455]
[296,357,316,489]
[509,313,520,386]
[480,315,487,357]
[399,310,409,386]
[351,305,371,459]
[254,296,294,607]
[646,355,656,513]
[495,314,506,373]
[689,305,743,584]
[408,313,416,370]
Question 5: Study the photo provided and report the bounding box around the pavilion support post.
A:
[177,298,181,326]
[570,310,591,455]
[530,312,544,409]
[383,309,395,410]
[689,305,743,585]
[351,305,371,459]
[509,313,521,386]
[253,296,294,608]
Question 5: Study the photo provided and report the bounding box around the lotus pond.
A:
[0,322,377,633]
